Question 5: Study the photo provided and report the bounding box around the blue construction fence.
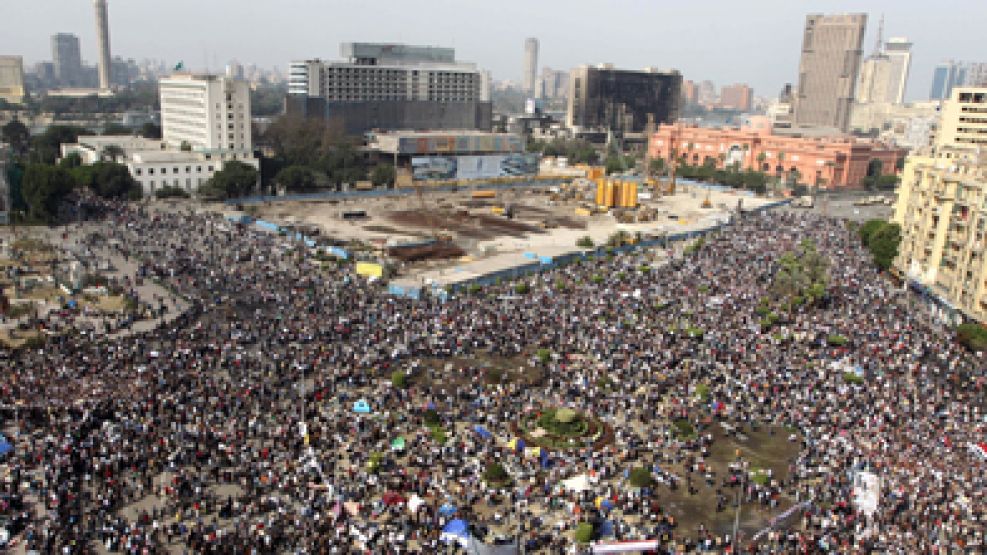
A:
[387,199,790,300]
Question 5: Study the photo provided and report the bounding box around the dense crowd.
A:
[0,201,984,553]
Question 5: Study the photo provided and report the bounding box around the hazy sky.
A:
[4,0,986,101]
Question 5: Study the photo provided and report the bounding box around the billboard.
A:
[412,154,540,181]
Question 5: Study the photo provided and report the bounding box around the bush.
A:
[685,326,704,340]
[155,186,190,199]
[430,426,448,444]
[843,372,864,385]
[391,370,408,389]
[574,522,595,544]
[639,265,651,273]
[956,323,987,352]
[827,334,848,347]
[536,348,552,364]
[467,283,482,294]
[483,461,509,484]
[423,408,440,427]
[515,282,530,295]
[695,383,710,401]
[555,408,577,423]
[576,235,594,248]
[628,467,652,488]
[672,418,696,439]
[591,274,604,284]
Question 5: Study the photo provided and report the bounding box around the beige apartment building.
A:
[892,87,987,324]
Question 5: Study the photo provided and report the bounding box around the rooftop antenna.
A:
[872,14,885,56]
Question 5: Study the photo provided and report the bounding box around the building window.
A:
[148,168,154,175]
[197,166,202,172]
[173,167,179,174]
[185,166,191,173]
[135,168,142,176]
[208,166,214,172]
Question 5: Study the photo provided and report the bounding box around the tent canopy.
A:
[440,519,470,548]
[353,400,371,413]
[473,425,492,440]
[391,437,406,451]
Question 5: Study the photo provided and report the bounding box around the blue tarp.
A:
[0,434,12,457]
[441,519,470,547]
[538,256,553,265]
[439,503,458,516]
[522,252,537,260]
[473,425,492,440]
[328,246,349,260]
[353,400,371,414]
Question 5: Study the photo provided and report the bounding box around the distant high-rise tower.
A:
[523,38,538,95]
[883,37,912,104]
[793,13,867,132]
[51,33,82,87]
[930,61,960,100]
[93,0,112,90]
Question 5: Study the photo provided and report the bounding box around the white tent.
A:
[562,474,592,492]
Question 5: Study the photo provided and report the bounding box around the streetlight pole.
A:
[732,469,745,550]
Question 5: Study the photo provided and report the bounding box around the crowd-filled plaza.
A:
[0,199,983,553]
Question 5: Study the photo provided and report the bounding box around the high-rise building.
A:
[793,13,867,132]
[936,87,987,150]
[93,0,112,90]
[286,43,492,134]
[535,67,569,100]
[930,61,960,101]
[0,56,26,104]
[719,83,753,111]
[883,37,912,104]
[857,53,892,104]
[159,73,252,152]
[523,38,538,96]
[566,64,681,135]
[51,33,82,86]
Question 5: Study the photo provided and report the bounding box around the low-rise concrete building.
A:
[60,135,258,197]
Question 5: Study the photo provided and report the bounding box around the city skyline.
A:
[2,0,987,101]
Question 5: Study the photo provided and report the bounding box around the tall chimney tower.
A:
[93,0,112,90]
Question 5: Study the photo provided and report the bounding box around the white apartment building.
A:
[159,73,252,153]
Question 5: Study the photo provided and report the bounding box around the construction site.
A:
[243,173,781,296]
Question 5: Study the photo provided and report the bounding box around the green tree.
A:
[370,163,397,187]
[1,119,30,158]
[86,162,141,200]
[859,219,887,245]
[30,125,88,164]
[275,165,318,192]
[59,152,83,169]
[628,467,653,488]
[100,144,126,162]
[868,222,901,270]
[200,161,258,199]
[21,164,76,222]
[956,323,987,352]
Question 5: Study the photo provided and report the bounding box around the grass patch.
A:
[843,372,864,385]
[827,334,848,347]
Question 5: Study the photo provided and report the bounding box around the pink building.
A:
[648,123,907,189]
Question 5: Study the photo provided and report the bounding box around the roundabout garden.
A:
[513,406,612,451]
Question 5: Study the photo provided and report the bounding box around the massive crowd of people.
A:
[0,200,983,553]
